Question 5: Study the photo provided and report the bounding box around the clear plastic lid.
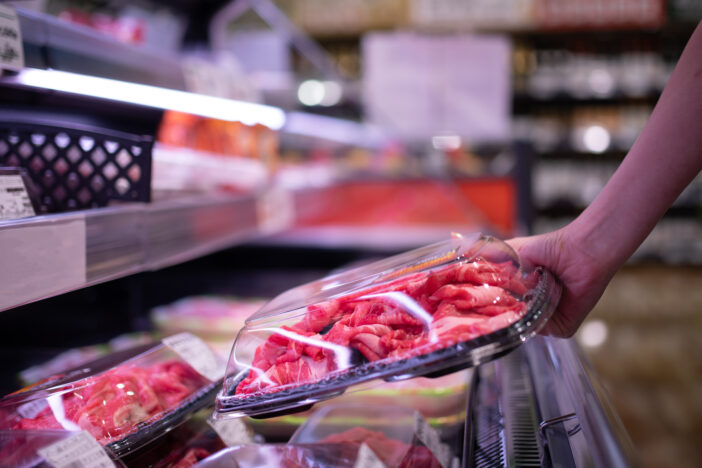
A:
[198,405,447,467]
[215,233,560,419]
[0,334,223,459]
[290,404,450,467]
[290,404,418,445]
[194,440,441,468]
[193,443,364,468]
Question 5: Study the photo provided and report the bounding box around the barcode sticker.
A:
[37,431,115,468]
[208,417,253,447]
[163,333,223,382]
[0,5,24,71]
[0,174,35,220]
[353,443,387,468]
[414,412,453,468]
[17,398,48,419]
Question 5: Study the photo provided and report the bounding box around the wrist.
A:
[561,214,620,280]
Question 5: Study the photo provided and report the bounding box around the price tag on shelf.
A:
[0,5,24,71]
[208,417,253,447]
[353,443,387,468]
[257,186,294,235]
[163,332,223,382]
[0,215,86,312]
[0,173,35,220]
[37,431,115,468]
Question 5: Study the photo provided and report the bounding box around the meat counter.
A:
[464,335,636,467]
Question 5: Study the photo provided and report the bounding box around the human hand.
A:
[508,226,617,338]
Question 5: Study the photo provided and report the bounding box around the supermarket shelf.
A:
[513,92,661,109]
[0,191,288,313]
[17,8,185,90]
[535,149,628,161]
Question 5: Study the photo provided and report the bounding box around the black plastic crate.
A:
[0,121,152,213]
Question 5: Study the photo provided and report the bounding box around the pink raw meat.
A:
[236,258,534,395]
[11,361,208,444]
[321,427,442,468]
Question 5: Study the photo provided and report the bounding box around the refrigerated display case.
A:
[465,336,636,467]
[0,6,636,468]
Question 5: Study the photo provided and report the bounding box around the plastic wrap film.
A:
[290,404,453,467]
[215,233,561,418]
[0,335,224,465]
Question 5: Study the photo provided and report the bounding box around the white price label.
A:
[353,443,387,468]
[0,5,24,71]
[17,398,48,419]
[257,187,294,235]
[413,412,453,468]
[163,333,223,382]
[37,431,115,468]
[0,216,86,312]
[208,417,253,447]
[0,174,35,220]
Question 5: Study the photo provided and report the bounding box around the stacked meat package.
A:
[0,334,224,467]
[0,233,560,467]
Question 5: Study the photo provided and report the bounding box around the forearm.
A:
[568,21,702,271]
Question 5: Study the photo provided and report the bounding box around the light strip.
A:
[11,68,287,130]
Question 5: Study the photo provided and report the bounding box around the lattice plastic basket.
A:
[0,121,153,213]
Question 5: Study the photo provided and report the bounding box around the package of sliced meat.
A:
[150,296,265,343]
[215,233,561,419]
[0,333,224,466]
[150,296,266,363]
[197,404,448,467]
[290,404,454,468]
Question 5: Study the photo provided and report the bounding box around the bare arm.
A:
[510,21,702,337]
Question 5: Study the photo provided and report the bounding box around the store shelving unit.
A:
[0,191,288,313]
[0,8,299,313]
[16,8,185,90]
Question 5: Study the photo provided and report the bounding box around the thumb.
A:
[506,234,553,273]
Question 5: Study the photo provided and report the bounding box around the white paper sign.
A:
[353,443,387,468]
[163,332,223,382]
[0,216,86,312]
[363,33,511,143]
[37,431,115,468]
[0,5,24,71]
[414,412,453,468]
[208,417,253,447]
[0,174,35,220]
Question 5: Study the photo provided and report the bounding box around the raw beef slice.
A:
[236,259,534,395]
